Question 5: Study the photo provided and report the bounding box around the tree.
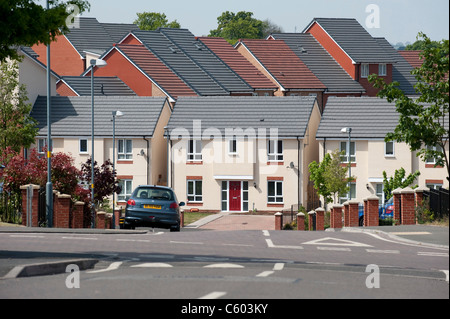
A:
[261,19,283,39]
[0,0,91,62]
[369,33,449,182]
[134,12,180,30]
[80,158,121,207]
[382,168,421,200]
[0,59,38,155]
[309,149,352,204]
[209,11,264,44]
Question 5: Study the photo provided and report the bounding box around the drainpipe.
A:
[143,136,150,184]
[297,137,301,210]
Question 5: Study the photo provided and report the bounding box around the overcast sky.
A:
[44,0,450,45]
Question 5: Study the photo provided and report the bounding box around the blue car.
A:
[120,185,185,231]
[358,197,394,226]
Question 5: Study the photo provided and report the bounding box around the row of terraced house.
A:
[16,16,448,214]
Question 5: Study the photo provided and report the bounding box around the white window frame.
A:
[339,182,356,204]
[361,63,369,78]
[79,139,88,154]
[187,180,203,203]
[118,139,133,160]
[425,145,443,164]
[228,137,237,155]
[118,179,133,202]
[187,140,202,161]
[268,180,283,204]
[384,141,395,157]
[37,138,53,154]
[379,63,387,76]
[268,140,283,162]
[340,141,356,163]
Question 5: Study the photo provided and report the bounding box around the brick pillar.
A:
[392,188,402,224]
[315,207,324,231]
[20,184,40,227]
[54,193,71,228]
[330,204,343,229]
[296,212,305,231]
[72,201,85,228]
[275,212,283,230]
[114,207,122,229]
[96,211,106,229]
[106,213,112,229]
[348,200,360,227]
[343,201,349,227]
[415,186,427,207]
[180,209,185,228]
[365,195,379,227]
[401,187,416,225]
[308,211,315,231]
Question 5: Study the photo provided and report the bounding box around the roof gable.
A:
[198,37,277,90]
[167,96,318,138]
[238,39,326,90]
[305,18,395,64]
[31,96,168,138]
[57,76,136,96]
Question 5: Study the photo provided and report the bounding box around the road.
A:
[0,227,448,301]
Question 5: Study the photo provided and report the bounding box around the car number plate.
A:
[144,204,161,209]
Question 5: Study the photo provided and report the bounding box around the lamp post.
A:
[112,110,124,229]
[90,59,107,228]
[341,127,352,200]
[46,0,53,227]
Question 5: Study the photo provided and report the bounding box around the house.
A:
[31,17,139,76]
[56,76,136,96]
[268,33,365,110]
[87,43,197,105]
[235,39,327,107]
[303,18,396,96]
[197,37,278,96]
[29,96,172,204]
[17,47,59,104]
[166,96,321,213]
[315,96,449,205]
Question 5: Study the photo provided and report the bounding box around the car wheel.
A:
[170,224,180,232]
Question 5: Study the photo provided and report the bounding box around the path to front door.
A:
[229,181,241,211]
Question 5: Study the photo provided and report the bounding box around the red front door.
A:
[229,181,241,211]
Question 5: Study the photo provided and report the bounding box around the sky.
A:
[43,0,450,45]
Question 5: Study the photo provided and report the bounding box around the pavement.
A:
[0,214,448,278]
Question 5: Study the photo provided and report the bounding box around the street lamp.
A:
[112,110,124,229]
[341,127,352,200]
[90,59,107,228]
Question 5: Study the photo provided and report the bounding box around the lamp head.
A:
[90,59,107,67]
[341,127,351,133]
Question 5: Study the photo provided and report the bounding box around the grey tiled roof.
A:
[374,38,419,96]
[65,17,139,58]
[58,76,136,96]
[271,33,365,93]
[131,28,253,96]
[31,96,167,138]
[316,97,400,139]
[305,18,395,64]
[167,96,317,138]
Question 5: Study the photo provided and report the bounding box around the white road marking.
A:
[302,237,372,247]
[256,271,274,277]
[131,263,173,268]
[366,249,400,254]
[262,230,270,237]
[170,241,204,245]
[116,239,150,243]
[265,239,303,250]
[317,247,351,251]
[418,252,449,257]
[203,263,244,268]
[87,261,122,273]
[199,291,227,299]
[440,270,449,282]
[273,263,285,271]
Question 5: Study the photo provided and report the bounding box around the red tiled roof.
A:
[238,39,326,90]
[398,50,423,68]
[198,37,277,90]
[116,44,197,99]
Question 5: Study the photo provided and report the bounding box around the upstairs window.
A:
[187,140,202,161]
[118,139,133,160]
[379,64,387,76]
[361,64,369,78]
[268,140,283,162]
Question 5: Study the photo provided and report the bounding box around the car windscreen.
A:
[134,188,174,201]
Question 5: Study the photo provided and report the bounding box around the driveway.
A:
[188,213,275,231]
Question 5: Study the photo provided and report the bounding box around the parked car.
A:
[120,185,185,231]
[358,197,394,226]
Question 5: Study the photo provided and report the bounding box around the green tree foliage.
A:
[382,168,421,200]
[309,149,352,204]
[0,60,38,155]
[134,12,180,30]
[0,0,91,62]
[209,11,264,44]
[369,33,449,182]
